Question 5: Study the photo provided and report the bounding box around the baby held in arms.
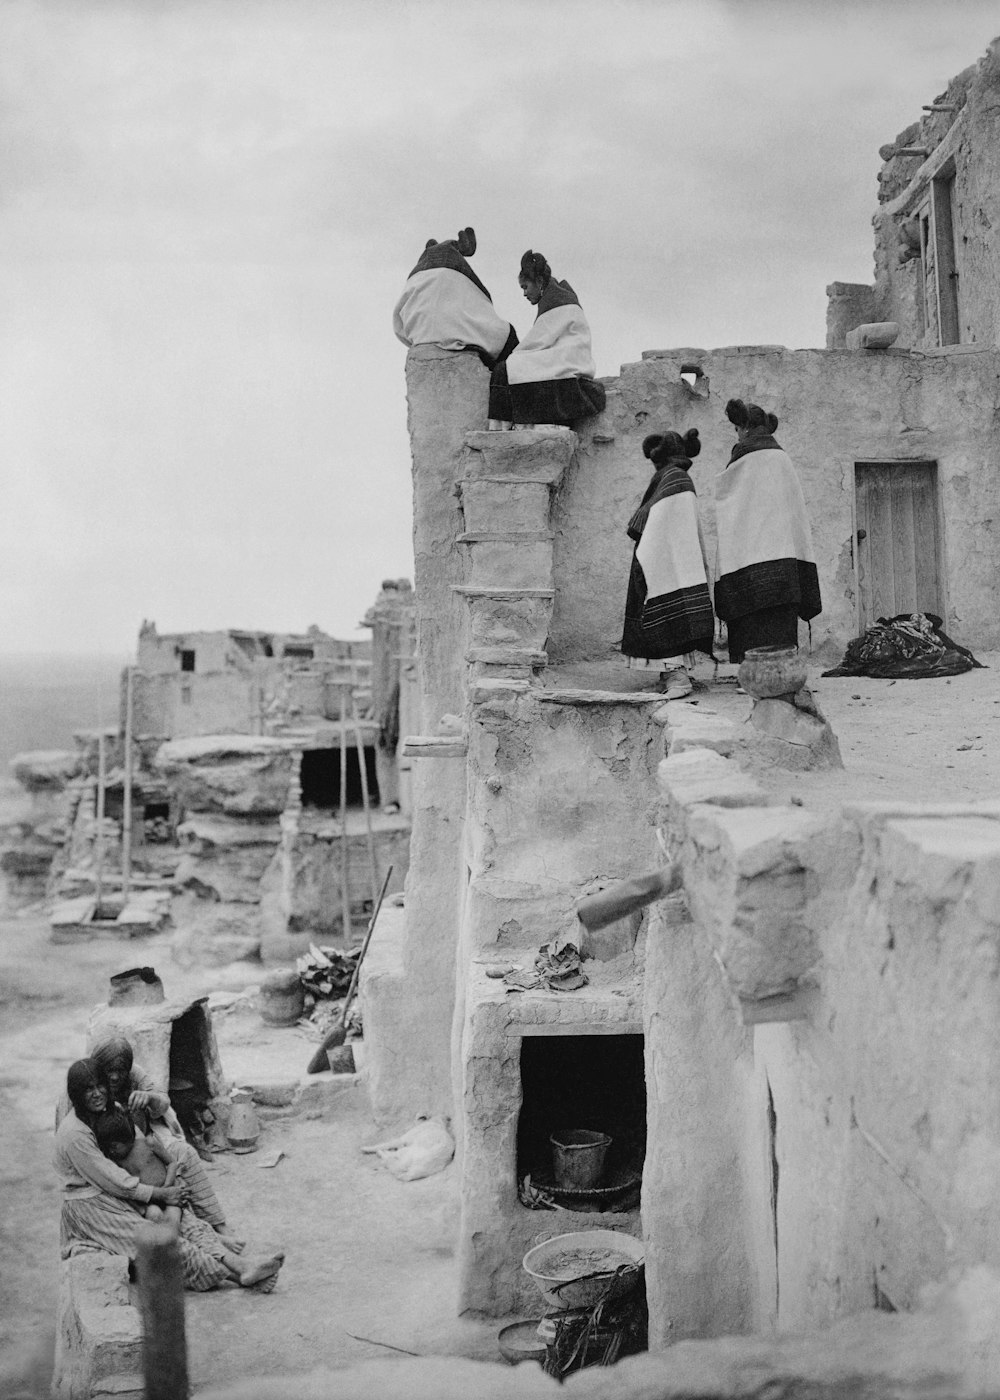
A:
[95,1108,185,1227]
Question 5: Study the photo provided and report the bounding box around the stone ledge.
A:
[400,736,468,758]
[465,647,548,667]
[538,689,665,706]
[456,531,554,543]
[453,586,555,599]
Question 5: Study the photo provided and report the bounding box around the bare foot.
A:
[238,1253,285,1291]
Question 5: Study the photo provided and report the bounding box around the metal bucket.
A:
[550,1129,612,1190]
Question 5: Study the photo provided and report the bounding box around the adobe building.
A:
[359,32,1000,1378]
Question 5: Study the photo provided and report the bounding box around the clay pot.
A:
[108,967,165,1007]
[737,646,808,700]
[259,969,304,1027]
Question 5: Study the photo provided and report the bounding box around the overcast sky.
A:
[1,0,997,657]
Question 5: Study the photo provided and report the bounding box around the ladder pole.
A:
[339,683,351,942]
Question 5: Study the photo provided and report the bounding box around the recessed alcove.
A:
[517,1032,646,1201]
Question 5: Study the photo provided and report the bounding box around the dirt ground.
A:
[1,653,998,1397]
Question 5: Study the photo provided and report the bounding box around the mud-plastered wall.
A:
[551,345,1000,663]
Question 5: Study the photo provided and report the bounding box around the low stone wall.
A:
[198,1266,1000,1399]
[52,1253,142,1400]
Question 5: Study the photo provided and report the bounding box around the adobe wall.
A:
[658,712,1000,1336]
[550,344,1000,663]
[868,41,1000,351]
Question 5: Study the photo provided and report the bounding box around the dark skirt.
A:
[621,559,715,661]
[726,605,798,663]
[489,362,606,426]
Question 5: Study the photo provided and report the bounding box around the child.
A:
[94,1107,183,1228]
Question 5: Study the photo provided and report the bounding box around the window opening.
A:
[180,650,196,673]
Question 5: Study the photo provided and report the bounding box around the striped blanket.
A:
[621,465,715,659]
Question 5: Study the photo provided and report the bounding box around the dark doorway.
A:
[518,1034,646,1194]
[299,746,380,809]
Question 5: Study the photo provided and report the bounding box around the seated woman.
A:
[714,399,822,662]
[55,1061,284,1293]
[620,429,715,699]
[488,250,606,429]
[393,226,517,369]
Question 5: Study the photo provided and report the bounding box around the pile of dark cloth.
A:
[822,612,985,680]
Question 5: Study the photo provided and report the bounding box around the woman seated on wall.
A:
[54,1060,284,1292]
[488,250,606,429]
[393,226,518,369]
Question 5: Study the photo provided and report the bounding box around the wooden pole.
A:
[575,866,683,933]
[94,731,106,912]
[136,1220,188,1400]
[350,686,380,908]
[338,682,351,942]
[122,664,134,902]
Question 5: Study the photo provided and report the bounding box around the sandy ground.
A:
[0,919,517,1399]
[1,652,998,1396]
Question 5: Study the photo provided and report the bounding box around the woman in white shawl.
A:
[488,250,606,428]
[714,399,822,662]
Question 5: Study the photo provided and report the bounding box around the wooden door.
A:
[855,461,943,629]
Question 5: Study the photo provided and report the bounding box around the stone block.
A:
[460,537,554,590]
[462,429,575,483]
[682,805,825,1001]
[658,749,767,810]
[53,1253,142,1400]
[845,320,900,349]
[657,703,739,756]
[458,478,552,533]
[460,590,554,651]
[746,696,843,771]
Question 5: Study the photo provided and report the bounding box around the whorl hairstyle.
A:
[94,1107,136,1157]
[725,399,778,434]
[424,227,476,257]
[642,428,701,467]
[92,1037,134,1081]
[519,250,552,289]
[66,1059,106,1120]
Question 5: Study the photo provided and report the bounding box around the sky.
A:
[1,0,998,657]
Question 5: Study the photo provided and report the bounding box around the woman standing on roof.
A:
[488,250,606,429]
[620,429,715,699]
[714,399,821,662]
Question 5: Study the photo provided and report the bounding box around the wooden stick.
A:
[350,688,380,907]
[306,864,392,1073]
[122,664,134,902]
[94,730,106,912]
[136,1220,188,1400]
[575,866,682,932]
[339,684,351,942]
